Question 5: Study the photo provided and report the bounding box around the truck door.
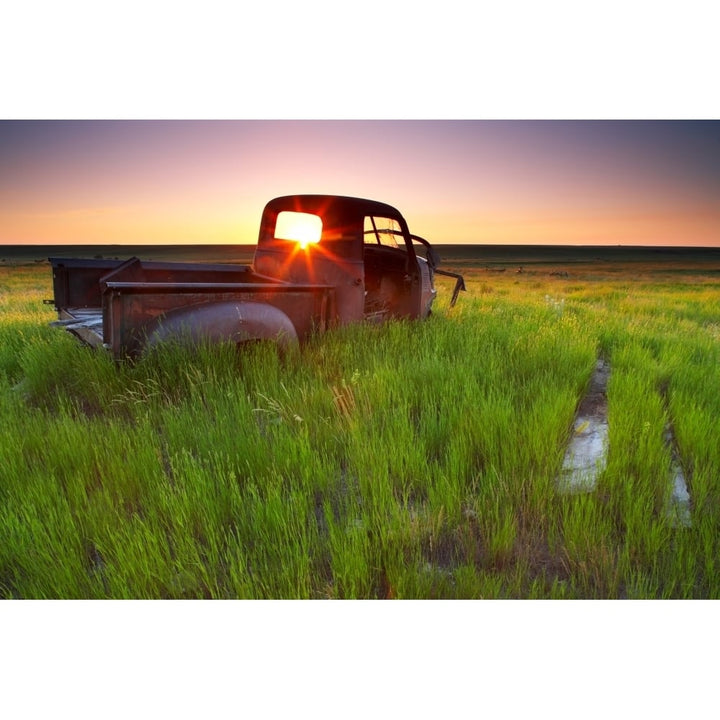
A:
[362,215,421,320]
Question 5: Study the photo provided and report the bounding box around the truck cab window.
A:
[364,216,403,250]
[275,211,322,249]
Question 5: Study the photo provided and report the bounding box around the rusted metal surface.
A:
[145,300,301,351]
[49,195,465,358]
[102,282,334,357]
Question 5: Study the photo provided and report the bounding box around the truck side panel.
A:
[103,283,335,357]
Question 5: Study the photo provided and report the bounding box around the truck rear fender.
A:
[145,301,299,351]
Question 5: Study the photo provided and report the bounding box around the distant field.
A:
[2,247,720,598]
[0,244,258,266]
[3,243,720,269]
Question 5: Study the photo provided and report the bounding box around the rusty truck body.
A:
[49,194,465,359]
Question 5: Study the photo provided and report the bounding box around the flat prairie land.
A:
[1,246,719,598]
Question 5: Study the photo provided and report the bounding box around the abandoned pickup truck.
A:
[49,194,465,359]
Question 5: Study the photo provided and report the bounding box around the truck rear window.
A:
[274,211,322,249]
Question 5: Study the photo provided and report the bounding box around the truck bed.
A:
[49,256,336,358]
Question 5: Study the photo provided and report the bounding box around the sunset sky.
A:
[1,120,718,247]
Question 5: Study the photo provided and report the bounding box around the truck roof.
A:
[263,195,406,224]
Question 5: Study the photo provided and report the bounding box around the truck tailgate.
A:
[51,307,105,347]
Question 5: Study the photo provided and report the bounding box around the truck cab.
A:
[254,195,459,325]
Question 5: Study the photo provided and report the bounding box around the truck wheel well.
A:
[144,301,299,352]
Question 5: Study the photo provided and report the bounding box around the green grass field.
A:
[2,249,720,598]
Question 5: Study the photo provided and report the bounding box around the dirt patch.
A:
[575,358,609,418]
